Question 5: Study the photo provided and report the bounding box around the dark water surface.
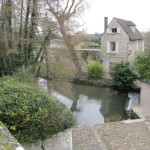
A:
[39,78,139,126]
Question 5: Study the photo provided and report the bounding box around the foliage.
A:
[0,67,37,87]
[0,0,57,76]
[0,0,37,76]
[143,31,150,50]
[110,61,139,90]
[0,80,75,143]
[134,50,150,81]
[87,61,104,79]
[0,0,86,77]
[36,63,72,79]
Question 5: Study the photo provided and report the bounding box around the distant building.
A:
[47,39,100,72]
[101,17,144,72]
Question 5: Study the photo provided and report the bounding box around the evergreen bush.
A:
[110,61,138,90]
[134,50,150,81]
[0,80,75,143]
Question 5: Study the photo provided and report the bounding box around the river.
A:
[38,78,140,126]
[24,78,140,149]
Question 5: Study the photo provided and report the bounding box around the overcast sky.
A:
[81,0,150,34]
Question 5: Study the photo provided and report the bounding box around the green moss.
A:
[0,142,15,150]
[0,131,3,139]
[0,121,5,127]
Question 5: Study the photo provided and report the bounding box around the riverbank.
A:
[0,79,149,150]
[24,80,150,150]
[39,73,112,87]
[40,74,141,92]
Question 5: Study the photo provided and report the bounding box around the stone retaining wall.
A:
[0,121,24,150]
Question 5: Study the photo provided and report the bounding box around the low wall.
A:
[131,80,145,120]
[0,121,24,150]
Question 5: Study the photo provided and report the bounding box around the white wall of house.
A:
[101,18,129,73]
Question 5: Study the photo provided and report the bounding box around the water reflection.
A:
[125,92,140,118]
[38,78,130,126]
[73,94,104,125]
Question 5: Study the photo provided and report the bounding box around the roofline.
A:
[101,17,129,40]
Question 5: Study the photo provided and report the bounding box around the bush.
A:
[0,80,75,143]
[134,50,150,81]
[87,61,104,79]
[110,61,138,90]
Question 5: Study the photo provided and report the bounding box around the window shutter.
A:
[107,42,110,53]
[117,28,120,33]
[116,42,119,53]
[107,28,110,33]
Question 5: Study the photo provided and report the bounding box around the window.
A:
[107,42,119,54]
[130,26,135,33]
[106,28,120,34]
[110,42,116,51]
[111,28,117,33]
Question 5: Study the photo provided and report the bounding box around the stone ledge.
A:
[131,105,145,119]
[0,121,24,150]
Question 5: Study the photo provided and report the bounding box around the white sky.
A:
[81,0,150,34]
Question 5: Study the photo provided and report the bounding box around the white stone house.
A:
[101,17,144,72]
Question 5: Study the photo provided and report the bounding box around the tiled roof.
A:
[114,18,144,40]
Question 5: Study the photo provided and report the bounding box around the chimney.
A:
[104,17,108,31]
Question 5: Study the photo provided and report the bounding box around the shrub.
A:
[0,80,75,143]
[110,61,138,90]
[134,50,150,81]
[87,61,104,79]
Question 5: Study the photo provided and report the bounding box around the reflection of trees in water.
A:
[47,80,74,100]
[47,80,128,122]
[100,93,128,123]
[70,100,78,112]
[72,84,120,100]
[71,84,129,122]
[47,80,79,111]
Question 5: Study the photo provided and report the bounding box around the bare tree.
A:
[45,0,86,77]
[0,0,85,77]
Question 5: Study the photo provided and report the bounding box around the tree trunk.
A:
[24,0,31,68]
[60,26,81,77]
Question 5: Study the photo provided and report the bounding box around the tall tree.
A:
[23,0,31,67]
[0,0,14,75]
[45,0,85,76]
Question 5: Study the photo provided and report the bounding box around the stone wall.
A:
[101,18,144,74]
[128,39,144,61]
[101,18,129,73]
[0,121,24,150]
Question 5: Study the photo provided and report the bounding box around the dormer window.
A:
[130,26,135,33]
[111,28,117,33]
[106,28,120,34]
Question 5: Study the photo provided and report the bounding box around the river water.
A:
[38,78,140,126]
[24,78,140,149]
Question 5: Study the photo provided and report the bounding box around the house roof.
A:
[114,18,144,40]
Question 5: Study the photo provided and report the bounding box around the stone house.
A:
[101,17,144,72]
